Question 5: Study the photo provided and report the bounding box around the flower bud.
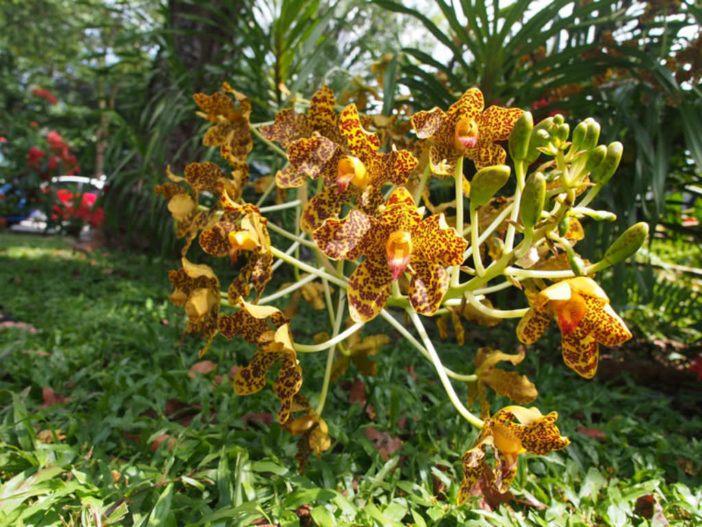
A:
[508,111,533,161]
[582,118,601,151]
[520,172,546,230]
[552,123,570,147]
[584,145,607,173]
[469,165,511,207]
[525,117,554,163]
[570,120,589,153]
[567,251,587,276]
[592,142,623,185]
[602,222,648,266]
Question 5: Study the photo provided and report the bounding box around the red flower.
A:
[32,88,58,105]
[689,356,702,382]
[27,146,46,167]
[0,136,7,143]
[29,121,39,128]
[47,131,66,152]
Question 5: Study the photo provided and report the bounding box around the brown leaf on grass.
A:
[41,387,71,407]
[188,360,217,378]
[0,319,37,333]
[150,434,176,451]
[160,318,170,326]
[22,349,49,357]
[577,426,607,441]
[295,505,312,527]
[365,426,402,460]
[349,377,366,407]
[37,429,66,443]
[634,494,668,526]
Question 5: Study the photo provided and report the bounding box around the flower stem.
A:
[315,293,347,414]
[269,246,347,290]
[250,125,288,159]
[379,309,477,383]
[296,319,363,353]
[504,160,526,251]
[463,292,528,318]
[470,205,485,277]
[412,164,431,205]
[259,200,300,213]
[452,157,465,287]
[258,273,317,305]
[406,308,483,428]
[267,222,317,249]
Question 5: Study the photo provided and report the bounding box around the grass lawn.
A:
[1,232,701,526]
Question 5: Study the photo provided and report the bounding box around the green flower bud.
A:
[582,118,601,151]
[553,123,570,146]
[525,117,554,163]
[570,120,589,153]
[552,114,564,126]
[592,142,623,185]
[602,222,649,266]
[469,165,511,207]
[508,111,533,161]
[584,145,607,173]
[558,216,570,237]
[520,172,546,230]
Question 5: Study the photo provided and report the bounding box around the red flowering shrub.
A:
[32,88,58,105]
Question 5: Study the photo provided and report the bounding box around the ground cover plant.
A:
[1,233,701,525]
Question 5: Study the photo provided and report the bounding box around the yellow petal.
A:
[561,332,599,379]
[516,308,551,345]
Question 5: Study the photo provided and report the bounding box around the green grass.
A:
[1,232,701,526]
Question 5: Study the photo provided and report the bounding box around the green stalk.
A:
[315,293,348,415]
[406,308,483,428]
[452,157,465,286]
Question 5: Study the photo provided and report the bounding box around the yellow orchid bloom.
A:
[516,277,632,379]
[313,187,467,322]
[457,406,569,504]
[411,88,524,176]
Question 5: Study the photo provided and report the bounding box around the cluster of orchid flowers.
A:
[158,81,647,502]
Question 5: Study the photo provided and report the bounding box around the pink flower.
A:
[32,88,58,105]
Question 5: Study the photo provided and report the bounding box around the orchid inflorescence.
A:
[158,81,648,502]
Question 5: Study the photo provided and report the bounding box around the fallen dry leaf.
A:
[41,387,71,407]
[365,426,402,460]
[37,429,66,443]
[188,360,217,378]
[634,494,668,526]
[150,433,176,451]
[577,426,607,441]
[349,377,366,407]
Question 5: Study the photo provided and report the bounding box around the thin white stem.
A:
[379,309,477,383]
[270,246,347,290]
[255,176,278,207]
[271,241,299,272]
[257,273,317,305]
[464,292,529,319]
[251,125,287,158]
[470,206,485,276]
[406,309,483,428]
[295,320,363,353]
[504,161,526,251]
[463,202,514,253]
[474,280,514,296]
[315,293,347,414]
[267,222,317,249]
[452,157,465,286]
[505,267,575,279]
[259,200,301,213]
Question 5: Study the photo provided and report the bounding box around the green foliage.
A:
[1,233,701,524]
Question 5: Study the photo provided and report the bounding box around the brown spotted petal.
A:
[411,106,449,140]
[411,214,467,266]
[561,332,599,379]
[300,186,350,233]
[379,187,422,233]
[218,301,287,345]
[199,222,236,258]
[348,256,393,322]
[313,209,376,261]
[260,108,312,148]
[429,142,459,177]
[446,88,484,123]
[515,411,570,455]
[516,307,551,345]
[381,147,418,186]
[287,134,341,186]
[309,85,342,142]
[338,104,380,163]
[408,260,449,316]
[185,161,225,193]
[233,325,302,423]
[275,165,307,188]
[156,182,185,200]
